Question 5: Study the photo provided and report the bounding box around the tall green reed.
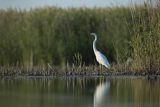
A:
[0,2,160,72]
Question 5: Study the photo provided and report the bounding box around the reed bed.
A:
[0,1,160,75]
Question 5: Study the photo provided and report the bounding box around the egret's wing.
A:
[96,51,111,68]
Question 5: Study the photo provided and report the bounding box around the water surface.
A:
[0,77,160,107]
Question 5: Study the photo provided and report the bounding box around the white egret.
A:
[90,33,111,69]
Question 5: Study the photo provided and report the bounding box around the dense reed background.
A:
[0,1,160,71]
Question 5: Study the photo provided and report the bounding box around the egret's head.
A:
[90,33,97,40]
[90,33,96,36]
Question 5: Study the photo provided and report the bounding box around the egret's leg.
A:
[97,65,100,72]
[99,65,102,72]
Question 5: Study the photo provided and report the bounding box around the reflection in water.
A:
[0,77,160,107]
[94,81,110,107]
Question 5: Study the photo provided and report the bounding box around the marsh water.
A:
[0,77,160,107]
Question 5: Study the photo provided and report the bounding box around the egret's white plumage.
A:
[91,33,111,69]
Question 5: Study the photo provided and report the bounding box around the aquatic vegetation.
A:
[0,1,160,72]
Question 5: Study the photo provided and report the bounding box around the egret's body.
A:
[91,33,111,69]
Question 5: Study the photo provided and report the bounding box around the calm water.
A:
[0,77,160,107]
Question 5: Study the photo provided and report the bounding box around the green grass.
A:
[0,1,160,72]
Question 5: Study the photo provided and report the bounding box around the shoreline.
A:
[1,75,160,80]
[0,70,160,80]
[0,66,160,79]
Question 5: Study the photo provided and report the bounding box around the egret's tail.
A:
[104,63,111,69]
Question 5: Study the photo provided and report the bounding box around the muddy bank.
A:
[0,66,160,79]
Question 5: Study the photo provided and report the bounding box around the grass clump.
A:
[130,1,160,72]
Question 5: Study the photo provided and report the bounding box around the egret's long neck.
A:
[93,35,98,52]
